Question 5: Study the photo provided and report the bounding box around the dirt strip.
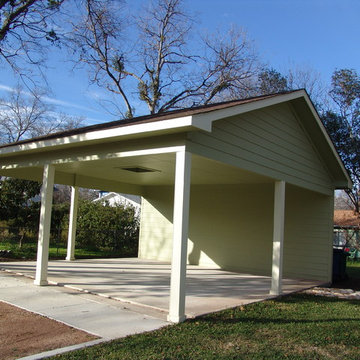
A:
[0,301,99,360]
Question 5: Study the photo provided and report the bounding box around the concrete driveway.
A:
[0,271,167,342]
[1,258,322,318]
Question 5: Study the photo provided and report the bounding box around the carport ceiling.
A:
[1,153,272,187]
[55,153,273,186]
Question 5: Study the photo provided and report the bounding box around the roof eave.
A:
[0,91,298,158]
[0,115,207,157]
[0,89,351,191]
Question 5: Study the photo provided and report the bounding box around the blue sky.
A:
[0,0,359,125]
[202,0,359,78]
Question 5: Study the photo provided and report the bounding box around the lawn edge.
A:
[17,339,107,360]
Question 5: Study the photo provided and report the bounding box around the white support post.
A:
[66,186,79,261]
[168,151,192,323]
[270,180,286,295]
[34,164,55,286]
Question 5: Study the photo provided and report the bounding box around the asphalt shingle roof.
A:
[0,90,298,148]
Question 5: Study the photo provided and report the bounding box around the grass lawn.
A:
[347,261,360,278]
[332,261,360,291]
[0,240,124,260]
[53,293,360,360]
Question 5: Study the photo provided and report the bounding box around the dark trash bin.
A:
[332,248,348,282]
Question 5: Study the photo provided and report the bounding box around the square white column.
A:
[270,180,286,295]
[168,151,192,323]
[34,164,55,286]
[66,186,79,261]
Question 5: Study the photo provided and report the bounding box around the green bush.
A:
[0,196,140,259]
[75,200,139,255]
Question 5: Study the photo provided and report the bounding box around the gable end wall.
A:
[186,103,334,195]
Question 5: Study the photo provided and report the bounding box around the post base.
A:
[167,314,186,323]
[34,279,48,286]
[269,289,282,296]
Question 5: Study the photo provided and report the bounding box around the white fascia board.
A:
[0,145,186,170]
[0,116,202,157]
[192,91,307,125]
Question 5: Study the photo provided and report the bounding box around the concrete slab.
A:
[1,258,322,318]
[0,272,167,340]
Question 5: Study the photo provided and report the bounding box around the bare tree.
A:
[53,184,98,203]
[70,0,134,117]
[0,85,83,144]
[286,64,328,109]
[254,64,329,109]
[334,190,353,210]
[70,0,260,117]
[0,0,64,75]
[196,27,259,105]
[135,0,194,113]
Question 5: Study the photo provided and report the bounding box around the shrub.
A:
[75,200,139,255]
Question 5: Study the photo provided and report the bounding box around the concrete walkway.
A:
[0,271,167,341]
[1,258,322,318]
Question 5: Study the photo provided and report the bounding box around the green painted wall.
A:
[187,103,334,195]
[138,183,334,282]
[284,184,334,282]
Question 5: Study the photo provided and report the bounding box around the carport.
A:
[0,90,351,323]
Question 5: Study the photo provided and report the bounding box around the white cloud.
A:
[0,84,14,92]
[0,83,101,114]
[41,95,99,113]
[85,90,103,100]
[0,83,108,126]
[84,116,107,125]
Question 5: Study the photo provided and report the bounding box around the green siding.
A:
[138,183,333,282]
[138,187,174,261]
[283,184,334,282]
[187,103,334,195]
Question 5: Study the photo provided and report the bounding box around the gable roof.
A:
[0,91,292,149]
[0,89,351,189]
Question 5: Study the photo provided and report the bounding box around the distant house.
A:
[95,191,141,215]
[333,210,360,248]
